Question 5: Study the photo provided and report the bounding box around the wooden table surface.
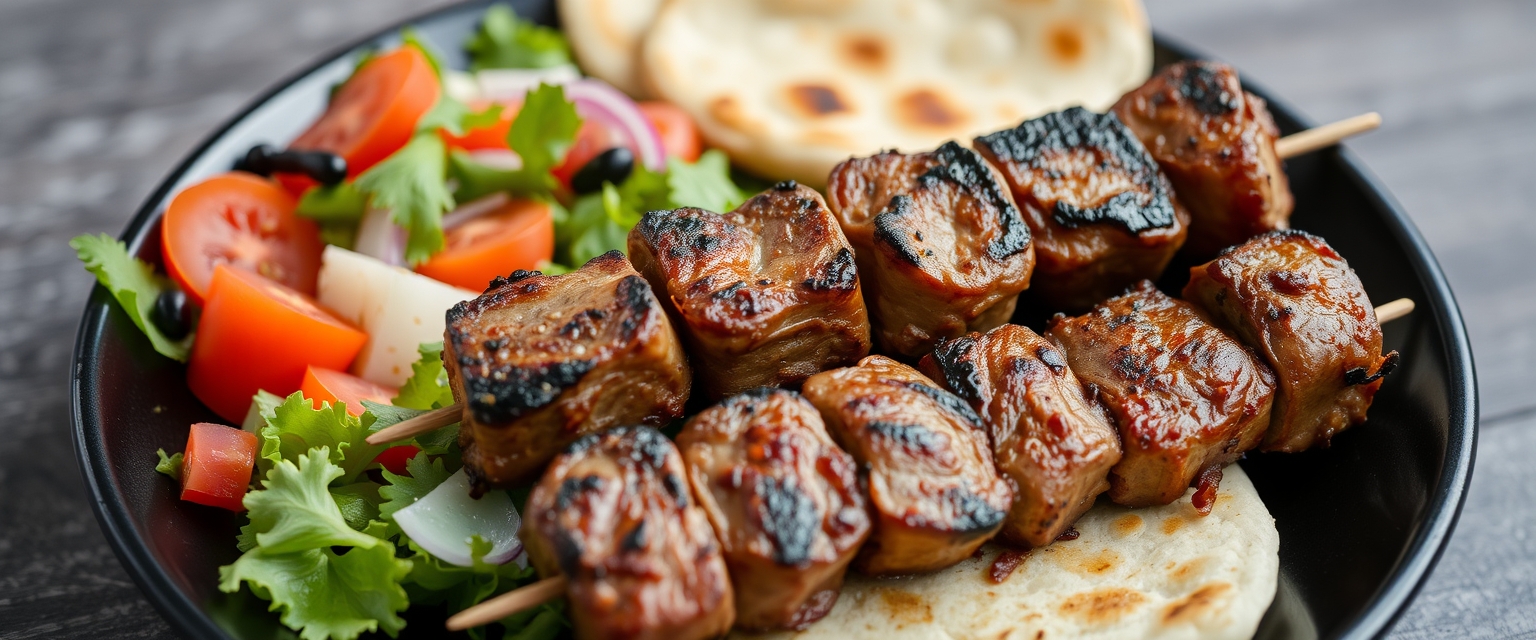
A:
[0,0,1531,637]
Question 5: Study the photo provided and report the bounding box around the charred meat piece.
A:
[826,141,1034,359]
[801,356,1012,574]
[628,181,871,401]
[1045,281,1275,507]
[676,388,870,630]
[974,107,1190,312]
[1113,60,1292,257]
[1183,230,1398,451]
[445,251,691,490]
[522,426,734,640]
[920,325,1122,547]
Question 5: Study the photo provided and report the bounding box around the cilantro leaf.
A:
[667,150,745,212]
[356,134,455,265]
[562,192,631,266]
[218,542,410,640]
[154,449,183,481]
[378,452,454,523]
[70,234,192,361]
[448,150,543,203]
[392,342,455,410]
[465,5,573,71]
[296,183,367,225]
[508,84,581,176]
[258,392,387,484]
[244,448,380,553]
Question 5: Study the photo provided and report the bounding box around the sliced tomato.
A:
[162,173,323,305]
[301,366,398,416]
[415,199,554,290]
[180,422,259,511]
[440,100,520,152]
[638,101,702,162]
[189,264,367,422]
[283,46,440,192]
[551,120,630,187]
[373,445,422,476]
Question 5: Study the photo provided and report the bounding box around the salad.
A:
[71,6,749,639]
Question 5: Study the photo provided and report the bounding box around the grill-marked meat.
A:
[920,325,1122,546]
[445,251,691,491]
[1113,60,1292,257]
[973,107,1190,312]
[801,356,1012,574]
[522,426,734,640]
[1045,281,1275,507]
[628,182,871,401]
[826,141,1034,359]
[675,388,870,630]
[1183,230,1398,451]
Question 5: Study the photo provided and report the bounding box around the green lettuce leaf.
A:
[378,452,454,523]
[360,402,458,457]
[356,134,455,266]
[244,448,379,553]
[667,150,745,212]
[404,535,542,638]
[392,342,455,410]
[329,482,383,533]
[219,541,410,640]
[258,393,387,484]
[69,234,192,361]
[465,4,573,71]
[154,449,183,481]
[242,389,286,433]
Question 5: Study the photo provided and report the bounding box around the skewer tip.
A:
[1375,298,1415,324]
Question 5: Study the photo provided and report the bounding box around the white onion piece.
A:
[444,70,482,103]
[564,79,667,172]
[476,64,581,101]
[393,469,525,567]
[467,148,523,171]
[352,208,406,267]
[442,192,512,231]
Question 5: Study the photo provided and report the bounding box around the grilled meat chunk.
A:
[1113,60,1292,257]
[1183,230,1398,451]
[676,388,871,630]
[1045,281,1275,507]
[523,426,734,640]
[445,251,691,490]
[628,182,871,401]
[974,107,1190,312]
[802,356,1012,574]
[920,325,1122,547]
[826,141,1034,359]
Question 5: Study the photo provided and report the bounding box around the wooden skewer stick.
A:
[364,404,460,445]
[1276,112,1382,159]
[1374,297,1415,324]
[447,576,568,631]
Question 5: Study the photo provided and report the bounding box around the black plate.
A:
[70,1,1477,638]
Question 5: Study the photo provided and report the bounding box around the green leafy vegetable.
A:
[404,536,540,637]
[360,402,459,457]
[296,183,368,225]
[356,134,456,265]
[465,4,574,71]
[244,448,380,553]
[258,392,387,484]
[242,389,286,433]
[70,234,191,361]
[392,342,455,410]
[508,84,582,178]
[220,542,410,640]
[155,449,183,481]
[378,452,454,524]
[667,150,745,212]
[329,482,383,533]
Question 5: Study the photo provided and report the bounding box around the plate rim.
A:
[68,4,1478,639]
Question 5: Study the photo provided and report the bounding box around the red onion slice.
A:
[563,79,667,172]
[353,208,406,267]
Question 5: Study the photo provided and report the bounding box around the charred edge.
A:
[755,476,820,566]
[617,275,656,337]
[944,486,1008,533]
[558,308,609,340]
[873,195,924,266]
[902,381,985,428]
[1037,345,1068,374]
[639,209,723,257]
[929,336,985,404]
[663,473,689,505]
[803,248,858,292]
[1175,60,1242,116]
[976,107,1174,234]
[630,425,676,470]
[464,359,597,425]
[867,420,946,453]
[551,529,584,576]
[774,180,799,191]
[486,269,543,293]
[556,475,607,512]
[1345,350,1401,386]
[734,386,782,402]
[921,141,1031,260]
[620,519,649,552]
[586,250,627,268]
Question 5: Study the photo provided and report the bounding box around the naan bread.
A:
[557,0,665,97]
[640,0,1152,186]
[736,465,1278,640]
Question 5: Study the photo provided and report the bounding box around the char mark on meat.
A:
[754,476,820,566]
[462,358,596,425]
[873,195,926,266]
[901,381,984,428]
[921,141,1031,259]
[1179,61,1243,115]
[928,335,985,403]
[802,248,858,292]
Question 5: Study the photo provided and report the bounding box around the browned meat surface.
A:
[801,356,1012,574]
[1045,281,1275,507]
[445,251,691,490]
[628,181,871,401]
[522,426,734,640]
[920,325,1122,546]
[675,388,870,630]
[1183,230,1398,452]
[1113,60,1293,257]
[826,141,1034,359]
[973,107,1190,312]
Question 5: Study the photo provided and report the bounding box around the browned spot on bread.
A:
[1162,514,1188,535]
[1113,514,1144,537]
[1168,557,1207,582]
[709,95,755,133]
[787,83,852,118]
[1047,22,1085,66]
[1162,582,1232,625]
[877,588,934,627]
[895,88,967,131]
[1079,549,1119,575]
[842,34,888,71]
[1059,587,1146,624]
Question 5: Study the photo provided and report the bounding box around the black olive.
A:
[152,289,194,341]
[234,144,348,186]
[570,147,635,195]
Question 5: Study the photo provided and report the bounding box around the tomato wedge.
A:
[638,101,702,162]
[162,173,323,305]
[180,422,259,511]
[286,46,439,185]
[414,199,553,290]
[189,264,367,422]
[440,100,519,152]
[372,445,422,476]
[301,366,398,416]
